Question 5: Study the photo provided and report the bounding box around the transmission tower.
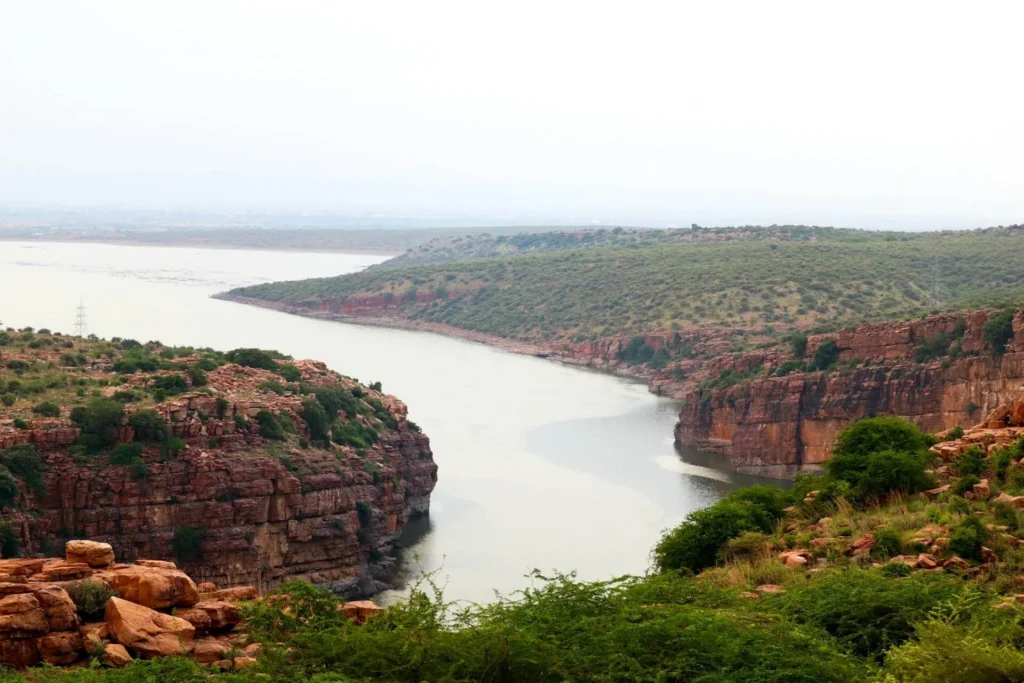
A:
[74,300,87,337]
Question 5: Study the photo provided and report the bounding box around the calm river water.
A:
[0,241,769,602]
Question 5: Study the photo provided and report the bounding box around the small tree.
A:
[983,310,1015,354]
[31,402,60,417]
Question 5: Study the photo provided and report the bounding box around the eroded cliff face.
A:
[673,311,1024,478]
[0,352,437,598]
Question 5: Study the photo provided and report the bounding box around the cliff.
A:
[672,310,1024,478]
[0,334,437,597]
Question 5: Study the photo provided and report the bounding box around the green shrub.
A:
[791,332,808,358]
[948,515,988,562]
[881,561,912,578]
[74,399,125,452]
[152,373,188,394]
[129,409,167,442]
[172,526,208,563]
[826,417,933,496]
[0,521,19,558]
[300,398,330,442]
[31,401,60,417]
[771,569,964,660]
[109,443,144,466]
[65,579,117,620]
[160,437,187,458]
[256,410,285,441]
[813,339,840,370]
[0,394,14,407]
[0,467,18,508]
[0,445,45,495]
[857,449,934,497]
[946,425,965,440]
[187,365,207,387]
[952,475,980,497]
[356,501,373,527]
[225,348,281,370]
[953,445,986,477]
[277,364,302,382]
[983,310,1015,354]
[12,418,27,430]
[655,500,766,574]
[871,528,904,560]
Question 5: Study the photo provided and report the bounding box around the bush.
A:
[74,399,125,452]
[0,445,45,495]
[871,528,904,560]
[881,561,913,578]
[813,339,840,370]
[983,310,1015,354]
[161,437,187,458]
[856,449,934,497]
[129,409,168,442]
[946,425,964,440]
[172,526,207,563]
[952,445,986,477]
[225,348,280,370]
[277,364,302,382]
[771,569,965,660]
[66,579,117,620]
[31,401,60,417]
[12,418,27,430]
[0,467,18,508]
[187,365,207,387]
[0,521,19,558]
[948,515,988,562]
[356,501,373,527]
[256,410,285,441]
[0,394,14,407]
[827,417,933,496]
[952,475,981,497]
[109,443,144,466]
[791,332,808,358]
[300,398,330,442]
[152,373,188,394]
[654,500,767,574]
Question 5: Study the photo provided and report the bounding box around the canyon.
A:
[227,293,1024,479]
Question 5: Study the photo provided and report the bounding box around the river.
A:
[0,240,770,602]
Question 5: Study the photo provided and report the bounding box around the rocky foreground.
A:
[0,538,379,669]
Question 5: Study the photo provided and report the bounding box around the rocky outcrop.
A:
[0,359,437,597]
[674,310,1024,477]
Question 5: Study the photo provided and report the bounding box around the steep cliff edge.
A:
[0,332,436,597]
[671,310,1024,477]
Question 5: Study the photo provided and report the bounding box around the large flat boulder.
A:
[37,631,82,665]
[98,565,199,609]
[198,586,257,603]
[31,585,78,632]
[65,541,115,568]
[105,597,195,658]
[0,593,48,638]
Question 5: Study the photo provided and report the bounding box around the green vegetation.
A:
[65,579,117,620]
[984,309,1016,354]
[231,226,1024,342]
[171,526,208,563]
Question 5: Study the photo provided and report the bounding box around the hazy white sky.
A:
[1,1,1022,228]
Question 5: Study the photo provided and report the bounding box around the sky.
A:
[1,1,1022,229]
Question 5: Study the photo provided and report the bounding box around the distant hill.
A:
[227,225,1024,342]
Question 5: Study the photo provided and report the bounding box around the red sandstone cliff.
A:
[672,311,1024,478]
[0,359,437,598]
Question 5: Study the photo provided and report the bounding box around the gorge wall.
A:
[672,311,1024,478]
[0,357,437,598]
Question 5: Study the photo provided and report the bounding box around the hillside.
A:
[4,415,1024,680]
[227,225,1024,344]
[367,224,880,270]
[0,327,436,597]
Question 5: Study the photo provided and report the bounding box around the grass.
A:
[231,225,1024,342]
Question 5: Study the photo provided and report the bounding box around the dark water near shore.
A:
[0,241,774,602]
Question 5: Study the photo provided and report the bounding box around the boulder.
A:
[135,560,177,570]
[754,584,785,594]
[845,534,875,556]
[0,593,48,638]
[103,643,132,668]
[104,597,195,658]
[37,631,82,665]
[173,607,212,634]
[0,560,44,580]
[993,492,1024,508]
[193,600,241,630]
[197,582,217,593]
[943,556,970,571]
[30,561,93,582]
[198,586,257,603]
[973,479,991,500]
[31,585,78,632]
[0,639,39,668]
[80,622,109,650]
[341,600,383,625]
[98,565,199,609]
[191,637,230,664]
[778,550,812,569]
[65,541,115,568]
